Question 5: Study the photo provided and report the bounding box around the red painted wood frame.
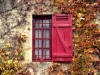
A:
[32,15,52,62]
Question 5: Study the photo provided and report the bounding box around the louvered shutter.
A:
[52,14,73,61]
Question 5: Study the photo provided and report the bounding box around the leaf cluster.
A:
[0,35,26,75]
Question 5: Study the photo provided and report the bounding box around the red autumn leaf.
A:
[24,0,28,4]
[35,0,38,3]
[24,70,31,75]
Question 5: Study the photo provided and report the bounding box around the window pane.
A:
[46,49,49,55]
[35,40,38,47]
[39,49,42,58]
[35,24,38,28]
[45,30,49,38]
[35,49,38,58]
[46,40,49,48]
[43,30,49,38]
[39,40,42,47]
[50,19,51,23]
[35,30,38,38]
[39,20,42,23]
[43,20,45,23]
[43,40,50,48]
[46,20,49,23]
[35,19,38,23]
[39,30,42,38]
[43,24,45,28]
[46,49,50,59]
[43,40,45,47]
[45,24,49,28]
[39,24,42,28]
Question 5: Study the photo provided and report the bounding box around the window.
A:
[32,14,73,62]
[33,15,52,61]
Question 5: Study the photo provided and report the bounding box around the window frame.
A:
[32,15,52,62]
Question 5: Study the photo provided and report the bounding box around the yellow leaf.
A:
[6,51,11,55]
[9,69,14,73]
[35,0,38,3]
[77,13,83,18]
[53,12,58,15]
[94,72,98,75]
[21,35,27,41]
[5,42,11,47]
[7,60,12,64]
[0,48,2,53]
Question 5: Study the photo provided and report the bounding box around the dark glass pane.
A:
[50,19,51,23]
[46,49,50,59]
[35,40,38,47]
[43,20,45,23]
[39,24,42,28]
[35,24,38,28]
[46,40,49,48]
[46,20,49,23]
[39,40,42,47]
[35,30,38,38]
[43,24,45,28]
[45,24,49,28]
[39,20,42,28]
[39,49,42,58]
[45,30,49,38]
[43,40,50,48]
[43,30,49,38]
[39,30,42,38]
[39,20,42,23]
[35,19,38,23]
[35,49,38,59]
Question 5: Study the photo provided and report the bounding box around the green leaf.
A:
[20,51,25,56]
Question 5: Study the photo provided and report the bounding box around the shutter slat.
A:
[53,53,72,57]
[53,24,71,27]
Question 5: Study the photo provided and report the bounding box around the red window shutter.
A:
[52,14,73,61]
